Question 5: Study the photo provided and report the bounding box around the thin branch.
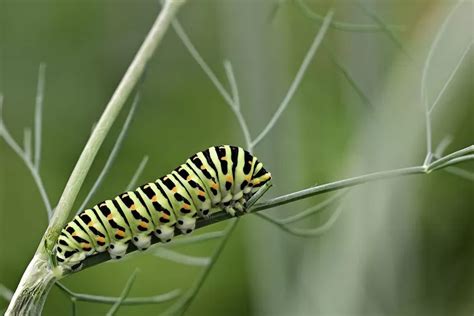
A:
[172,19,234,108]
[77,93,140,214]
[434,135,454,157]
[23,128,32,162]
[154,248,210,266]
[267,0,286,23]
[223,60,253,151]
[256,204,344,237]
[166,231,225,247]
[358,3,409,57]
[0,284,13,302]
[421,0,463,162]
[427,145,473,171]
[106,269,138,316]
[278,190,347,225]
[254,166,423,212]
[173,19,253,152]
[34,63,46,170]
[443,167,474,181]
[223,60,240,110]
[329,54,374,110]
[125,155,149,191]
[296,0,402,33]
[0,96,53,218]
[162,219,238,316]
[251,10,334,147]
[434,154,474,170]
[55,282,180,305]
[429,40,473,114]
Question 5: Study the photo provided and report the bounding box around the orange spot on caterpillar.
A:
[182,204,191,210]
[151,195,157,202]
[172,187,177,193]
[107,214,113,220]
[226,175,232,182]
[97,236,106,243]
[220,156,227,161]
[116,230,125,237]
[187,175,192,181]
[198,191,206,196]
[161,213,169,219]
[130,204,136,210]
[139,222,148,229]
[211,183,219,190]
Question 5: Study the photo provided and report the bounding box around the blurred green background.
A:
[0,0,473,315]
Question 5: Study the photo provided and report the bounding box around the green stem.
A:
[5,1,186,314]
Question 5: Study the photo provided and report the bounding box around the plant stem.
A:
[5,1,186,314]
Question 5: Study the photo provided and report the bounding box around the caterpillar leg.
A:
[154,225,175,243]
[132,234,152,251]
[176,217,196,234]
[200,208,211,219]
[108,242,129,260]
[233,201,244,212]
[225,206,238,216]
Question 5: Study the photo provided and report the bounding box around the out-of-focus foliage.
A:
[0,0,472,315]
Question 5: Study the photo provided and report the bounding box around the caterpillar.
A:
[55,145,272,271]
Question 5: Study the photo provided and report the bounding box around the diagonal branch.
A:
[55,282,180,305]
[76,92,140,215]
[296,0,402,32]
[251,10,334,147]
[171,19,234,108]
[34,63,46,171]
[0,284,13,302]
[125,155,149,191]
[0,96,53,218]
[256,204,344,237]
[223,60,253,151]
[429,40,473,114]
[421,0,464,163]
[154,248,210,267]
[106,270,138,316]
[162,219,238,316]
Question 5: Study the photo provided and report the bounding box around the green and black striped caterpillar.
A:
[55,145,272,271]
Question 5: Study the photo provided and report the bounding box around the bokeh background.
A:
[1,0,473,315]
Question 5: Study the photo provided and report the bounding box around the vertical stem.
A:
[6,1,186,314]
[5,255,55,316]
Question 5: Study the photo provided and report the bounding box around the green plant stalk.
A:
[5,1,186,315]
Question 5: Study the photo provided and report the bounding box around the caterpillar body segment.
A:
[55,145,272,271]
[135,183,177,242]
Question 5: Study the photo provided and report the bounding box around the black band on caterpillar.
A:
[55,145,272,271]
